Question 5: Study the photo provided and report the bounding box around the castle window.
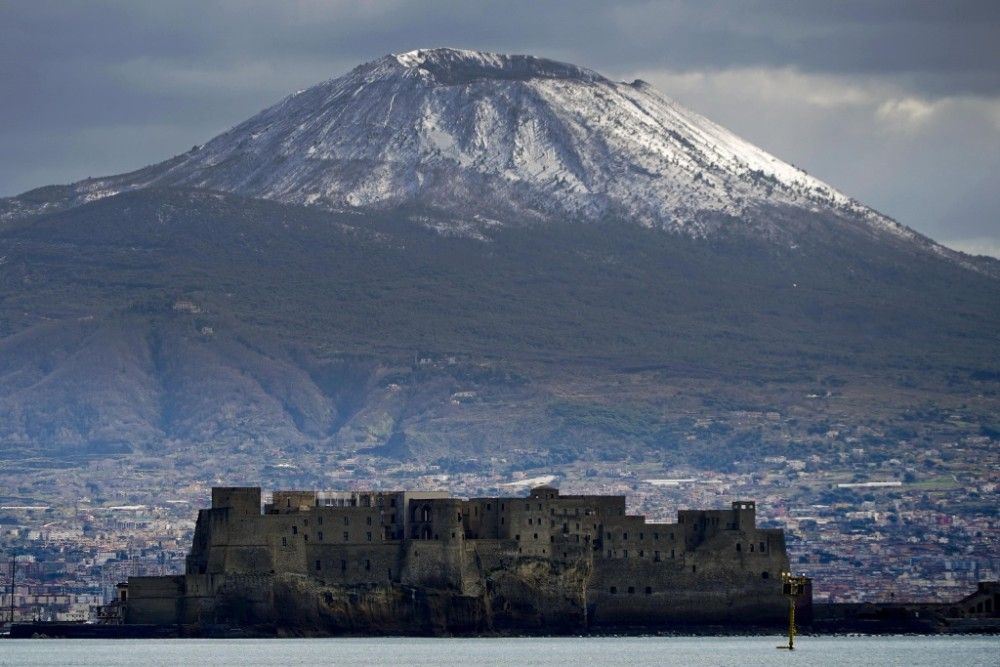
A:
[533,533,538,540]
[501,503,505,511]
[750,544,754,552]
[292,525,298,535]
[654,551,660,562]
[318,517,323,525]
[608,550,613,557]
[344,517,349,526]
[516,534,521,541]
[304,519,309,526]
[550,535,554,542]
[528,518,532,525]
[623,550,628,558]
[343,531,349,541]
[367,532,372,542]
[525,503,529,510]
[315,560,321,571]
[365,560,371,571]
[653,532,659,540]
[736,543,741,552]
[341,560,346,572]
[761,571,769,579]
[639,550,644,558]
[318,531,323,541]
[282,537,287,547]
[501,517,505,525]
[623,533,628,541]
[639,532,644,540]
[367,516,372,526]
[671,549,675,558]
[628,586,635,595]
[486,503,491,510]
[645,587,652,595]
[692,565,697,573]
[760,542,766,552]
[390,498,396,508]
[304,534,309,542]
[451,532,455,539]
[606,531,612,540]
[610,586,617,594]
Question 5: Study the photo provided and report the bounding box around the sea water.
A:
[2,635,997,666]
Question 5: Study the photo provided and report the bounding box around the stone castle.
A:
[124,486,795,633]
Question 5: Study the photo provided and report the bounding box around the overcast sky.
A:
[2,1,998,256]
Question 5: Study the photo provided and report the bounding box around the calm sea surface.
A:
[2,636,997,666]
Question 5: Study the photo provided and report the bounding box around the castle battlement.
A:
[129,485,794,632]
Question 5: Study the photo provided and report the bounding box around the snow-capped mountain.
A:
[1,49,998,461]
[3,49,906,236]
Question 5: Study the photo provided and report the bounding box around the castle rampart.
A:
[126,486,794,633]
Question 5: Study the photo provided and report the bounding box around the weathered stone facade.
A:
[125,486,794,633]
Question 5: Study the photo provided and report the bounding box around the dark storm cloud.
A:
[1,1,998,253]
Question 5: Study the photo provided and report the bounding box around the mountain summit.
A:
[0,49,997,462]
[2,48,935,246]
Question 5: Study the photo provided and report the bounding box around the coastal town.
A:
[2,404,997,623]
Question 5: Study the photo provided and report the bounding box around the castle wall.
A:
[131,486,798,632]
[124,576,184,625]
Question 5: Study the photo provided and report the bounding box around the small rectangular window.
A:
[343,531,349,541]
[282,537,287,547]
[315,560,321,571]
[340,560,346,572]
[318,531,323,541]
[367,531,373,542]
[365,559,371,571]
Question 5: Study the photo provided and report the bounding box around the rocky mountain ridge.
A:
[4,48,991,277]
[0,49,997,463]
